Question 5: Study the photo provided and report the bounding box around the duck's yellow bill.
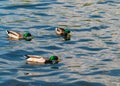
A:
[57,59,61,62]
[69,32,72,36]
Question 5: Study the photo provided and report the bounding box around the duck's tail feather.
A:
[24,55,30,59]
[55,28,58,32]
[6,30,10,34]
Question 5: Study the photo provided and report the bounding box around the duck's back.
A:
[6,30,23,39]
[26,55,46,64]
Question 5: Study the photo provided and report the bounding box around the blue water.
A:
[0,0,120,86]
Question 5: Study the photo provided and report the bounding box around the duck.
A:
[55,27,71,40]
[6,30,33,41]
[24,55,60,64]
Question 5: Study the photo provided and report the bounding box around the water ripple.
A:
[97,0,120,4]
[78,46,107,51]
[78,38,94,42]
[81,69,120,76]
[0,79,106,86]
[2,3,51,10]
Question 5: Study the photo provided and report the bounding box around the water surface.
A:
[0,0,120,86]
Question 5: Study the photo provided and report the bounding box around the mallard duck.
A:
[6,30,33,41]
[55,27,71,40]
[24,55,60,64]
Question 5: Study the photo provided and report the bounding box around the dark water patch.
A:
[0,50,30,60]
[28,25,51,29]
[83,3,94,6]
[70,71,80,75]
[17,71,63,80]
[23,72,41,76]
[63,40,77,44]
[89,65,100,70]
[59,74,69,78]
[110,18,119,21]
[80,70,110,75]
[67,66,81,69]
[0,25,14,29]
[0,61,7,65]
[111,49,118,52]
[29,50,51,55]
[101,59,113,62]
[99,12,106,14]
[87,52,98,55]
[33,13,54,17]
[0,13,11,16]
[96,63,106,66]
[104,69,120,76]
[0,71,13,76]
[0,80,31,86]
[42,71,63,76]
[98,36,112,39]
[76,11,84,13]
[0,12,20,17]
[38,34,58,40]
[66,78,78,82]
[78,46,107,51]
[76,54,88,57]
[35,7,52,10]
[105,41,118,45]
[19,63,46,69]
[64,5,75,8]
[73,28,91,32]
[97,0,120,4]
[0,69,18,74]
[89,15,103,18]
[90,25,109,30]
[78,38,94,42]
[0,79,105,86]
[81,69,120,76]
[0,0,7,1]
[67,81,105,86]
[44,27,57,32]
[65,56,73,59]
[0,41,10,47]
[53,2,64,5]
[22,64,63,71]
[17,76,34,81]
[36,0,57,2]
[39,45,62,50]
[73,25,109,32]
[50,66,59,69]
[58,40,77,46]
[20,63,62,71]
[90,67,99,70]
[2,3,51,10]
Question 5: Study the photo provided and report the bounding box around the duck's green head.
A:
[23,32,33,41]
[64,29,71,40]
[49,56,60,64]
[64,29,71,34]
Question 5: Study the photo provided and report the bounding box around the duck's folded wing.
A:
[24,55,43,59]
[6,30,23,39]
[25,55,46,63]
[6,30,19,36]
